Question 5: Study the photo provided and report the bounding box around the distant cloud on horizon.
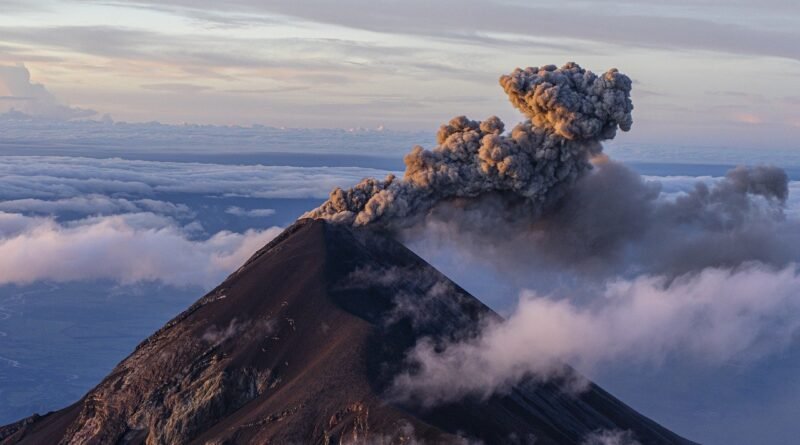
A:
[225,206,276,217]
[0,64,97,120]
[0,156,401,202]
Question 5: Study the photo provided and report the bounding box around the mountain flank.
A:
[0,219,696,444]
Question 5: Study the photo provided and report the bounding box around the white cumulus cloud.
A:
[0,65,96,120]
[393,263,800,405]
[0,211,281,288]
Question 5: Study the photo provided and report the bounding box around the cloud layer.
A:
[76,0,800,61]
[0,195,194,219]
[0,212,281,287]
[0,156,396,201]
[0,154,398,288]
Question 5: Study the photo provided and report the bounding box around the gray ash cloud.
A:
[304,62,633,227]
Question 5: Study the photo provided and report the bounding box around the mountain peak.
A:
[1,219,694,445]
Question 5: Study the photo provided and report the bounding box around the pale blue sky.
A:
[0,0,799,149]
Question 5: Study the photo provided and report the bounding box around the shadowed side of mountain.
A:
[0,219,697,444]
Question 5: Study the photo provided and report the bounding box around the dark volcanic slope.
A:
[0,219,696,445]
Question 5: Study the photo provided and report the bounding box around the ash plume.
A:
[303,62,633,227]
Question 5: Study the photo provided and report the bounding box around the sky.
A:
[0,0,799,149]
[1,2,800,444]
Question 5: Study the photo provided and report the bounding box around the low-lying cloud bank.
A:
[0,195,195,219]
[0,211,281,288]
[0,155,400,288]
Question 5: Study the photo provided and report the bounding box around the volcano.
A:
[0,219,695,444]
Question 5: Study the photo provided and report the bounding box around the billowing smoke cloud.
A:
[304,63,633,227]
[392,263,800,405]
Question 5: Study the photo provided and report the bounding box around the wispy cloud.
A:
[224,206,276,217]
[93,0,800,61]
[2,1,799,137]
[140,83,213,93]
[0,195,194,219]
